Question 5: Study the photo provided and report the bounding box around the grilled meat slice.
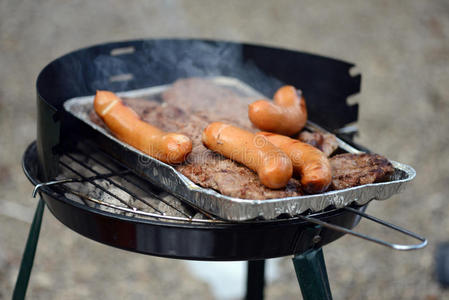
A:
[162,77,257,131]
[299,131,338,157]
[178,160,302,199]
[330,153,394,190]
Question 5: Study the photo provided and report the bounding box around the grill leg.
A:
[12,198,45,300]
[292,248,333,300]
[245,260,265,300]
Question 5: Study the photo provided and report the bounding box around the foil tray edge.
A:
[63,77,416,221]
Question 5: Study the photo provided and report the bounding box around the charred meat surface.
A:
[298,131,338,157]
[330,153,394,190]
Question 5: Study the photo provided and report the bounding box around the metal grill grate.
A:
[46,140,223,224]
[33,139,330,225]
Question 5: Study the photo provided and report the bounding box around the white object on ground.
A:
[185,258,281,300]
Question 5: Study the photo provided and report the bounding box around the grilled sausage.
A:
[248,85,307,136]
[94,90,192,164]
[202,122,293,189]
[257,132,331,193]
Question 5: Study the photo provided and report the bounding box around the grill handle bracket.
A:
[299,206,427,251]
[31,171,130,198]
[32,179,76,198]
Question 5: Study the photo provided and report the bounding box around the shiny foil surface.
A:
[64,77,415,221]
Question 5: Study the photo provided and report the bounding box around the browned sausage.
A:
[202,122,293,189]
[257,132,332,193]
[94,90,192,164]
[248,85,307,136]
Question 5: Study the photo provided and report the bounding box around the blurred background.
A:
[1,0,448,299]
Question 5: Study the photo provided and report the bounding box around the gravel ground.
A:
[1,1,449,299]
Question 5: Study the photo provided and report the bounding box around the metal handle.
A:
[299,207,427,251]
[32,178,76,198]
[32,171,129,198]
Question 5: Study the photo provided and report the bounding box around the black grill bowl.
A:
[32,38,364,260]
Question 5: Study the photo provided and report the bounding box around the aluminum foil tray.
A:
[64,77,416,221]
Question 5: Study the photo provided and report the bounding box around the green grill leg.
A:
[245,260,265,300]
[292,248,332,300]
[12,198,45,300]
